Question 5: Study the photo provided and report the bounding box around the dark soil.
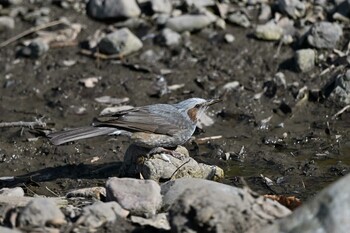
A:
[0,2,349,203]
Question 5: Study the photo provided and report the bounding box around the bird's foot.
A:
[146,147,185,160]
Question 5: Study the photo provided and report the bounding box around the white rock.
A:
[295,49,315,72]
[166,14,215,32]
[185,0,215,8]
[151,0,172,14]
[0,187,24,197]
[227,11,251,28]
[0,16,15,32]
[224,34,235,43]
[255,22,284,41]
[223,81,239,90]
[158,28,181,47]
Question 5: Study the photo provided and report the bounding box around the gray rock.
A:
[227,11,251,28]
[255,22,284,41]
[78,202,129,228]
[157,28,181,47]
[0,227,21,233]
[166,14,216,32]
[21,38,49,58]
[307,22,343,49]
[18,198,66,227]
[35,16,50,26]
[259,3,272,22]
[278,0,306,19]
[332,69,350,105]
[165,178,291,232]
[106,177,162,216]
[260,172,350,233]
[295,49,315,72]
[151,0,172,14]
[139,49,164,63]
[87,0,141,20]
[98,28,143,55]
[155,13,170,26]
[0,187,24,197]
[120,145,224,182]
[0,16,15,32]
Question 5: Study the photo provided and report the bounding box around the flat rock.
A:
[151,0,172,14]
[295,49,315,72]
[166,14,216,32]
[18,198,66,228]
[87,0,141,20]
[78,201,129,229]
[131,213,170,230]
[120,145,224,182]
[98,27,143,55]
[227,11,251,28]
[185,0,215,8]
[307,22,343,49]
[165,178,291,233]
[255,22,283,41]
[259,172,350,233]
[0,187,24,197]
[106,177,162,216]
[0,16,15,32]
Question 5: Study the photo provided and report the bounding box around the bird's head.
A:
[175,98,221,123]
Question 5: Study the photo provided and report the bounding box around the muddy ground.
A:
[0,2,349,203]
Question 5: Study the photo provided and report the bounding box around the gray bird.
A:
[48,98,220,153]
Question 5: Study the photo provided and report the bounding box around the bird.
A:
[48,98,220,155]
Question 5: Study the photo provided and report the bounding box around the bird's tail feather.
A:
[48,126,118,145]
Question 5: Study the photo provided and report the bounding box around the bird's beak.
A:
[205,98,222,106]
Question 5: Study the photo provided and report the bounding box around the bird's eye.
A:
[195,104,200,108]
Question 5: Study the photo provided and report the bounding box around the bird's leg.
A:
[146,147,185,159]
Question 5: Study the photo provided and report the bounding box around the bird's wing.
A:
[94,104,188,136]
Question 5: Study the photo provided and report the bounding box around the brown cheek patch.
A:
[187,108,198,122]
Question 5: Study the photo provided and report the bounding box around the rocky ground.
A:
[1,0,350,232]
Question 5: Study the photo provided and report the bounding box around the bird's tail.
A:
[48,126,119,145]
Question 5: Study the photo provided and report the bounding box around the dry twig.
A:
[195,135,223,144]
[0,119,46,128]
[0,19,67,48]
[332,105,350,120]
